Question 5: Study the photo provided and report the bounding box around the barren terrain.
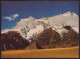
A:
[1,47,79,58]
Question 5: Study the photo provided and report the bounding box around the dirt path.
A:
[1,47,79,58]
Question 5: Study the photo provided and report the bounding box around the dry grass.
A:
[1,47,79,58]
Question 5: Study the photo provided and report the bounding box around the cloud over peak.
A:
[3,14,19,21]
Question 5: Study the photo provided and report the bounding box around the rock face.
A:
[1,26,79,50]
[62,26,79,41]
[36,28,62,49]
[36,27,79,49]
[1,31,30,51]
[61,26,79,47]
[25,42,43,50]
[2,12,79,41]
[25,42,37,50]
[1,12,79,50]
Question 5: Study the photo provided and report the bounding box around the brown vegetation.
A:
[1,47,79,58]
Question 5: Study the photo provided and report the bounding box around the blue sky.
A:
[1,1,79,30]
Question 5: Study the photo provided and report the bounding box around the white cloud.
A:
[3,14,19,21]
[13,14,19,18]
[3,17,13,21]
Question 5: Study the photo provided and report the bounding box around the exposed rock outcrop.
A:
[1,31,30,51]
[36,28,61,49]
[36,27,79,49]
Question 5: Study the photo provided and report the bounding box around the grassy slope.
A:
[1,47,79,58]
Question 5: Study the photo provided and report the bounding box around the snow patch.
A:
[27,25,44,40]
[1,12,79,42]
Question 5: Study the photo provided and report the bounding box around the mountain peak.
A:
[71,12,78,16]
[66,11,71,14]
[42,17,49,20]
[62,11,72,16]
[62,11,78,16]
[28,16,35,20]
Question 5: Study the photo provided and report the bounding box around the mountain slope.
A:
[1,11,79,43]
[1,31,30,51]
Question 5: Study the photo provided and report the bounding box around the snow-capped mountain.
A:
[1,12,79,42]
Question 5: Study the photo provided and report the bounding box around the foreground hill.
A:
[1,47,79,58]
[1,26,79,50]
[36,26,79,49]
[1,31,30,51]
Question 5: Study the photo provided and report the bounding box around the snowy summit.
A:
[1,12,79,42]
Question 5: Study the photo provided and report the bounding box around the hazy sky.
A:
[1,1,79,30]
